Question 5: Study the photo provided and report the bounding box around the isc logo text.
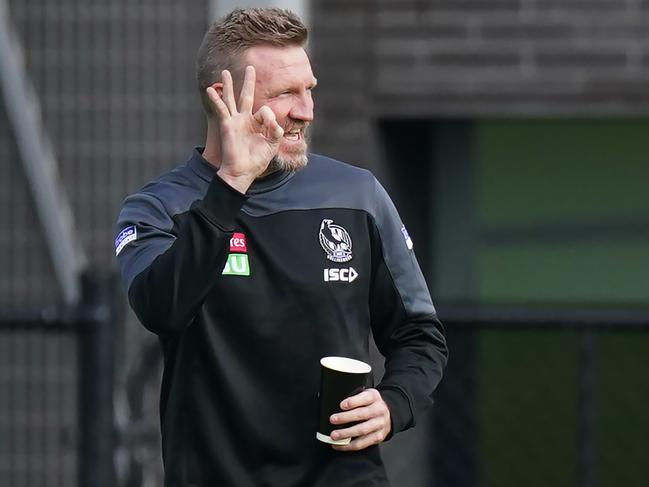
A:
[323,267,358,283]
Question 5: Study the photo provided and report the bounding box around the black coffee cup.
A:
[316,356,373,445]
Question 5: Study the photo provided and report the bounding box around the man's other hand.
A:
[329,388,392,451]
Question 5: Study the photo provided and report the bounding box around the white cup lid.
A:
[320,356,372,374]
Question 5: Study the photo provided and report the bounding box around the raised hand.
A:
[206,66,284,193]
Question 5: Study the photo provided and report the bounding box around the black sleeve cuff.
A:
[196,174,248,231]
[376,385,415,441]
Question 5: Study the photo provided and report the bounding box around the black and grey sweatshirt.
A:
[115,148,448,487]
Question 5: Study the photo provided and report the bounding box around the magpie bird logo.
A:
[319,219,353,263]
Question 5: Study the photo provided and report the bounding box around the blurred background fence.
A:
[431,304,649,487]
[0,318,79,487]
[0,274,117,487]
[1,0,649,486]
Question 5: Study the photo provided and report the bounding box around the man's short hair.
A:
[196,8,308,115]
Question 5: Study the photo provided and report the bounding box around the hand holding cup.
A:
[316,356,390,450]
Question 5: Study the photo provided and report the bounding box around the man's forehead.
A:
[242,45,313,74]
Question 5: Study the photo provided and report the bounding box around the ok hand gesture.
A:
[206,66,284,194]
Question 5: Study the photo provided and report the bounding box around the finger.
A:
[332,431,385,452]
[330,405,374,425]
[254,106,284,142]
[253,105,275,126]
[330,417,384,442]
[268,120,284,142]
[340,388,381,410]
[238,65,256,113]
[221,70,237,114]
[206,87,230,120]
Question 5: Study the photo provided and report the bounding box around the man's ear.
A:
[209,82,224,97]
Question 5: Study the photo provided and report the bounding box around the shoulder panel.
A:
[241,153,378,216]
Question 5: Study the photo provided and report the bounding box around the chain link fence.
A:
[0,275,118,487]
[0,324,78,486]
[1,0,206,484]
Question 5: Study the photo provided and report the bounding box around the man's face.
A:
[242,45,316,172]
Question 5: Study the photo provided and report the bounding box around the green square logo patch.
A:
[222,253,250,276]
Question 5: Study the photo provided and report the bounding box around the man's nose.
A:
[290,91,314,122]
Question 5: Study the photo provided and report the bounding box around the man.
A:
[115,8,447,487]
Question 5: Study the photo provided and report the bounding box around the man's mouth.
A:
[283,130,302,141]
[283,123,309,142]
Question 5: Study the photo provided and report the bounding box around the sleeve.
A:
[369,178,448,438]
[115,175,248,336]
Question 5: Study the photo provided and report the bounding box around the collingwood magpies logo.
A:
[319,219,353,263]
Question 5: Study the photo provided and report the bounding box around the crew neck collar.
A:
[188,147,295,195]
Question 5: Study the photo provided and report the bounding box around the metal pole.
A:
[578,331,597,487]
[78,273,116,487]
[0,0,86,306]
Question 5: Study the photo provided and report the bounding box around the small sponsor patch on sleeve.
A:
[400,225,413,250]
[115,226,137,256]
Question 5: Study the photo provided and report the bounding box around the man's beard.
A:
[268,124,310,173]
[269,152,308,172]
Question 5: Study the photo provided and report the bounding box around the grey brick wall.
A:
[311,0,649,168]
[309,3,378,169]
